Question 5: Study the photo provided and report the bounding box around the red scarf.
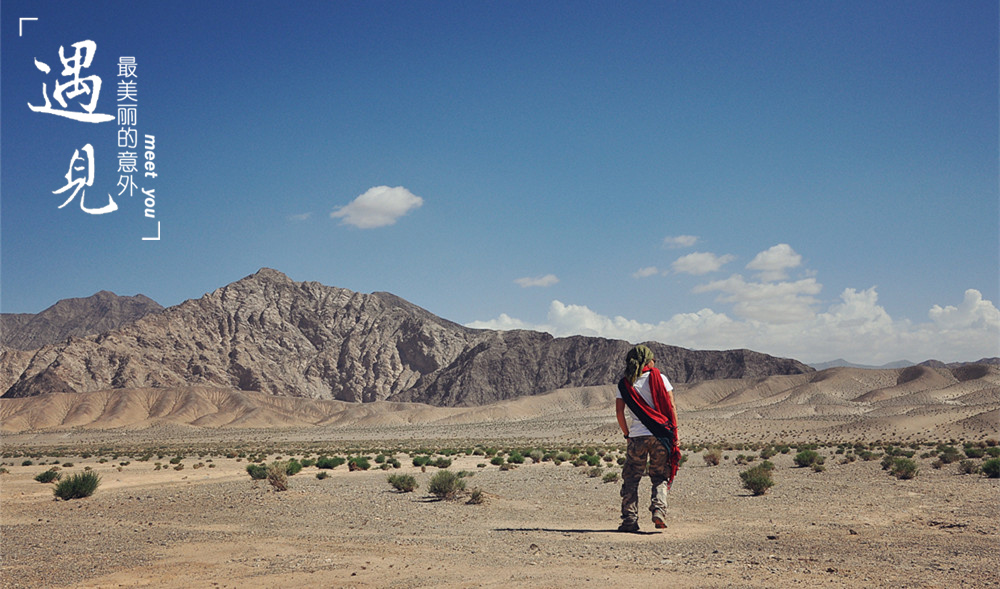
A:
[618,366,681,488]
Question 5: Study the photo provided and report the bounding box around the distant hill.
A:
[810,359,915,370]
[1,291,163,350]
[0,268,812,406]
[810,358,999,371]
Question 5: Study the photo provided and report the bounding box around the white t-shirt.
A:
[616,371,673,438]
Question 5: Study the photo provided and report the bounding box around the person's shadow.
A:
[494,527,662,535]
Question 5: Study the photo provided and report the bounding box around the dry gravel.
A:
[2,438,998,588]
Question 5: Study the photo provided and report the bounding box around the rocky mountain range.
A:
[1,291,162,351]
[0,268,812,406]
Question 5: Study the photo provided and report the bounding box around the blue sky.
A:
[2,1,997,365]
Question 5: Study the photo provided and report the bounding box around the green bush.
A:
[246,463,268,479]
[936,446,962,464]
[412,455,432,467]
[348,457,371,471]
[316,471,329,480]
[34,469,61,484]
[602,471,619,483]
[53,471,100,500]
[428,470,466,500]
[507,451,525,464]
[581,454,602,467]
[284,460,303,476]
[793,450,820,468]
[985,447,1000,458]
[964,447,985,459]
[490,456,505,466]
[316,456,345,470]
[981,458,1000,478]
[740,462,775,496]
[890,458,919,480]
[587,466,603,478]
[387,474,418,492]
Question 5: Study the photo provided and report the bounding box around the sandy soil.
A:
[2,426,998,589]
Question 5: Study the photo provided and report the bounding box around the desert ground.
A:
[2,367,998,588]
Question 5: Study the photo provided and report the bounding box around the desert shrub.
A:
[499,462,517,471]
[581,454,601,467]
[62,462,75,468]
[958,460,980,475]
[858,450,877,461]
[602,471,619,483]
[316,471,329,480]
[412,455,432,467]
[703,448,722,466]
[432,457,452,469]
[793,450,820,468]
[936,446,962,464]
[428,470,466,500]
[316,456,346,470]
[284,460,303,476]
[555,452,572,463]
[587,467,603,478]
[490,456,505,466]
[169,456,183,465]
[528,450,544,463]
[466,488,485,505]
[963,447,985,459]
[740,462,775,496]
[984,447,1000,458]
[759,447,777,460]
[387,474,418,492]
[890,458,919,480]
[21,460,33,466]
[507,451,525,464]
[348,457,371,471]
[34,469,61,484]
[266,462,289,491]
[981,458,1000,478]
[246,464,268,479]
[53,471,100,500]
[300,458,315,468]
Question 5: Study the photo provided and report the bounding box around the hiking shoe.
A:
[652,511,667,529]
[618,521,640,533]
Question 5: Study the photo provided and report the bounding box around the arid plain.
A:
[2,365,998,588]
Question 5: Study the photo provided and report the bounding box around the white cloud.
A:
[663,235,698,249]
[746,243,802,281]
[671,252,735,275]
[515,274,559,288]
[929,289,1000,329]
[467,288,1000,365]
[288,212,312,222]
[632,266,666,279]
[466,313,533,331]
[331,186,423,228]
[693,275,822,323]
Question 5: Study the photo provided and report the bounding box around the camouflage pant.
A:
[620,436,669,523]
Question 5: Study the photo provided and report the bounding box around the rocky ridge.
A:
[1,291,163,350]
[0,269,812,406]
